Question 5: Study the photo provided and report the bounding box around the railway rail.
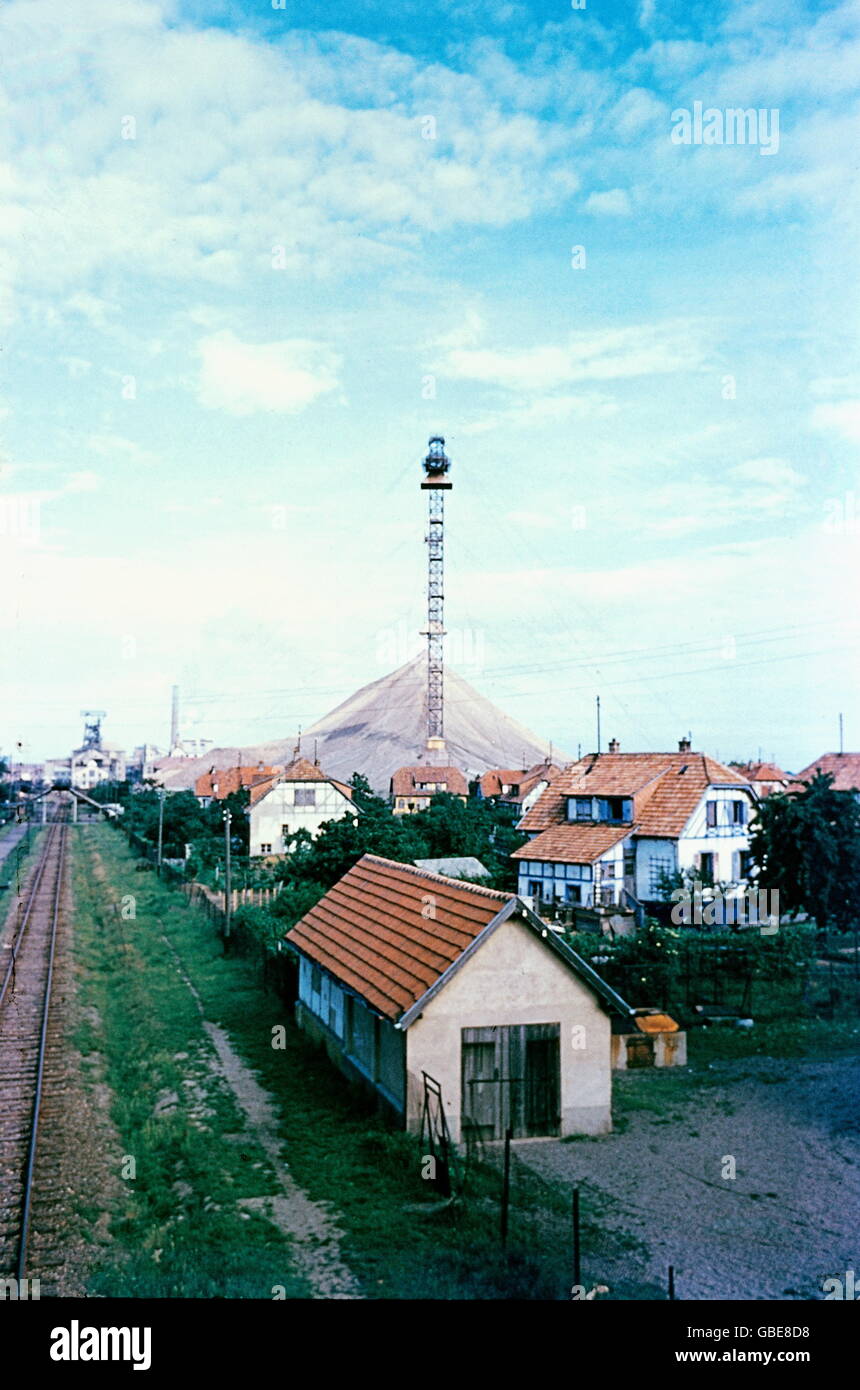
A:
[0,816,68,1282]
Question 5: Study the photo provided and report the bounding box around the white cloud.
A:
[584,188,632,216]
[196,331,341,416]
[811,400,860,443]
[439,322,707,392]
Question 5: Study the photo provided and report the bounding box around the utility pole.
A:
[223,807,232,948]
[839,712,844,754]
[596,695,601,754]
[156,788,165,870]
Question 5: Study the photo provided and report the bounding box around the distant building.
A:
[248,757,357,857]
[734,761,791,798]
[513,741,757,915]
[479,761,561,816]
[795,752,860,797]
[413,855,490,881]
[70,742,126,790]
[195,763,278,808]
[289,853,633,1139]
[390,764,468,815]
[127,743,163,785]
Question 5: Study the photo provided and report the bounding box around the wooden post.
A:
[223,808,232,948]
[156,790,164,871]
[573,1186,581,1291]
[500,1127,512,1246]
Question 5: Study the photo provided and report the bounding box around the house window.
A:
[600,861,616,879]
[528,880,542,898]
[732,800,746,826]
[397,798,405,808]
[595,797,633,823]
[281,823,290,839]
[261,842,272,854]
[649,855,673,894]
[294,788,316,807]
[739,850,753,878]
[570,797,593,821]
[699,852,715,883]
[623,849,635,877]
[565,884,582,905]
[706,801,718,828]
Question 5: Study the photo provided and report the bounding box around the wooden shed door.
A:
[461,1025,560,1140]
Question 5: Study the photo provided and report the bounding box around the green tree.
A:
[749,772,860,934]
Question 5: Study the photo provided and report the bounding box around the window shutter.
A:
[732,850,740,880]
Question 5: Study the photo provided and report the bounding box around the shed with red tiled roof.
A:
[289,853,632,1141]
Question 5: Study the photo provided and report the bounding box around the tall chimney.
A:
[608,738,620,754]
[678,736,692,753]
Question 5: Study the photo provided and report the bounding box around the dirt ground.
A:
[514,1054,860,1301]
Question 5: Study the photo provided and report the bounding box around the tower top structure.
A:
[420,435,452,751]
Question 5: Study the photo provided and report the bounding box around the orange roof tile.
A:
[390,765,469,797]
[480,763,560,800]
[513,823,632,864]
[289,853,634,1023]
[248,759,356,806]
[520,752,752,839]
[195,764,278,800]
[795,753,860,793]
[289,854,512,1020]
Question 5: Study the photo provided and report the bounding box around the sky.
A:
[1,0,858,771]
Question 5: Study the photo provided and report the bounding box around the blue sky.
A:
[1,0,858,768]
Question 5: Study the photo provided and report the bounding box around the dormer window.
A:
[567,795,632,823]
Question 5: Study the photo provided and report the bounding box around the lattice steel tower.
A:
[420,436,452,749]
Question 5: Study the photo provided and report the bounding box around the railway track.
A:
[0,817,69,1282]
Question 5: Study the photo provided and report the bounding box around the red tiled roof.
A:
[480,763,560,800]
[289,854,512,1020]
[512,823,632,864]
[520,752,752,839]
[795,753,860,793]
[195,765,278,800]
[248,758,355,806]
[739,761,789,782]
[390,765,469,797]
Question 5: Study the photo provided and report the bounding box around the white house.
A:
[513,741,757,917]
[248,756,357,857]
[289,853,634,1141]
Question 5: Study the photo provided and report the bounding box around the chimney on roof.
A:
[608,738,620,754]
[678,736,692,753]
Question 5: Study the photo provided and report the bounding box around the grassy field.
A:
[72,823,859,1299]
[71,823,655,1299]
[71,826,311,1298]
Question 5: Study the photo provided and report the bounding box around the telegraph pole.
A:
[156,788,165,871]
[223,807,232,948]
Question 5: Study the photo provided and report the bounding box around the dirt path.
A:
[515,1054,860,1301]
[160,934,362,1300]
